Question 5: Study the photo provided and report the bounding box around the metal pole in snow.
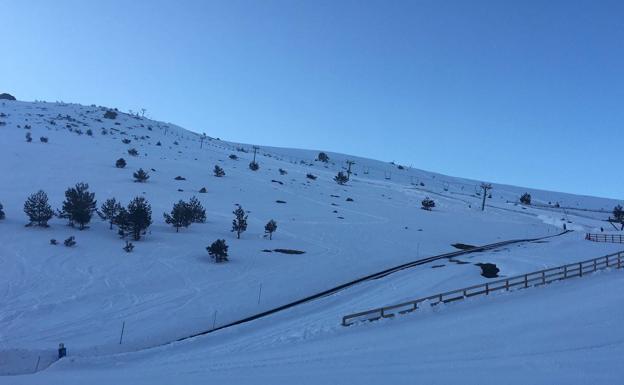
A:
[34,356,41,372]
[119,321,125,344]
[257,284,263,305]
[212,310,218,329]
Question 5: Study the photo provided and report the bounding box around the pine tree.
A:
[0,203,5,220]
[99,198,122,229]
[133,168,150,183]
[207,239,228,263]
[126,197,152,240]
[421,197,435,211]
[334,172,348,185]
[613,205,623,221]
[317,152,329,162]
[187,196,206,223]
[115,158,126,168]
[115,207,130,238]
[164,196,206,232]
[520,193,532,205]
[264,219,277,240]
[231,206,248,239]
[213,165,225,177]
[164,200,193,232]
[24,190,54,227]
[58,182,97,230]
[25,132,32,142]
[249,161,259,171]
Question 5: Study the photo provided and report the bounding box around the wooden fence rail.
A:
[585,233,624,243]
[342,251,624,326]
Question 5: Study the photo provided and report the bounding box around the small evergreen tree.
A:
[231,206,248,239]
[264,219,277,240]
[125,197,152,240]
[421,197,435,211]
[334,172,348,185]
[306,173,317,180]
[213,165,225,177]
[115,207,130,238]
[99,198,122,229]
[104,110,118,119]
[278,168,287,175]
[207,239,228,263]
[187,196,206,223]
[317,152,329,162]
[128,148,139,156]
[24,190,54,227]
[164,200,193,232]
[58,182,97,230]
[0,203,5,220]
[520,193,532,205]
[249,161,259,171]
[133,168,150,183]
[25,132,32,142]
[614,205,624,223]
[116,158,126,168]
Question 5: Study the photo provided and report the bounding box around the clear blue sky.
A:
[2,0,622,199]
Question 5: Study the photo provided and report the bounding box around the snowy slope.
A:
[1,99,622,381]
[8,263,624,385]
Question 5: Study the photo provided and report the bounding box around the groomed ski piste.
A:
[1,99,623,384]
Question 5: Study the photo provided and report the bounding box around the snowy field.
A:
[8,266,624,385]
[1,100,622,382]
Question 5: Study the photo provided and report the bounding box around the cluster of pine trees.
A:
[8,184,279,263]
[20,185,154,246]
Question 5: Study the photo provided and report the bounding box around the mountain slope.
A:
[0,99,621,379]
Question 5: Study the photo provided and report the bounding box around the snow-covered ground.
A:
[1,99,622,382]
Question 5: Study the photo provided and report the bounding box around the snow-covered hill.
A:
[1,99,622,382]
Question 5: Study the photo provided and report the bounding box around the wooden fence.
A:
[342,251,624,326]
[586,233,624,243]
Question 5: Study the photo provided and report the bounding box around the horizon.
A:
[2,0,622,200]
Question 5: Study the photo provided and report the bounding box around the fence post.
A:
[524,274,528,288]
[485,283,489,295]
[564,265,567,279]
[579,262,583,277]
[542,271,546,284]
[619,253,622,269]
[594,259,597,272]
[505,279,509,291]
